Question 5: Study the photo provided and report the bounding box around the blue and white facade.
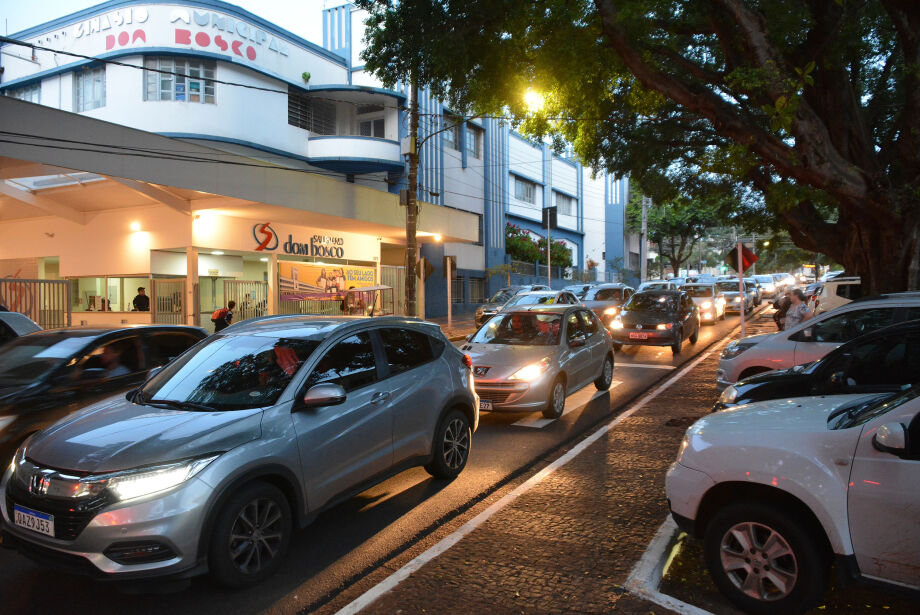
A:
[0,0,630,318]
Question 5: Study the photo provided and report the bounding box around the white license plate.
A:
[479,399,493,411]
[13,504,55,537]
[629,332,649,339]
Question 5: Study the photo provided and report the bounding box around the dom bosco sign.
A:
[284,234,345,258]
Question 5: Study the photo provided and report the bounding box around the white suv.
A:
[716,293,920,388]
[666,387,920,613]
[812,276,862,314]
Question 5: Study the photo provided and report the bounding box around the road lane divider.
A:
[617,363,677,370]
[334,343,726,615]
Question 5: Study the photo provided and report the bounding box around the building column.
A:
[267,252,278,315]
[185,246,199,327]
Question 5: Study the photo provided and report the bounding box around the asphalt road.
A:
[0,308,763,614]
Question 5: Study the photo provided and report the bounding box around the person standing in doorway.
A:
[211,300,236,333]
[133,287,150,312]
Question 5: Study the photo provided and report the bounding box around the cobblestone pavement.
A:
[350,312,780,614]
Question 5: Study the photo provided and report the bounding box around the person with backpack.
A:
[211,300,236,332]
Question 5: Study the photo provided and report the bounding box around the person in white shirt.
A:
[785,288,813,329]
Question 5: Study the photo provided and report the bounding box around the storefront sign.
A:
[253,222,348,258]
[279,261,375,301]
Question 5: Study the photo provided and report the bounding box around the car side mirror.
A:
[299,383,347,409]
[872,422,907,456]
[80,367,107,381]
[569,336,586,348]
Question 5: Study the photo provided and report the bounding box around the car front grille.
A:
[477,390,515,404]
[6,472,112,542]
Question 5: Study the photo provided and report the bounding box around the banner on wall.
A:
[278,261,376,301]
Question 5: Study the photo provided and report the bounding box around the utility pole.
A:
[446,255,452,330]
[751,232,757,276]
[546,212,552,287]
[640,196,649,282]
[405,76,419,317]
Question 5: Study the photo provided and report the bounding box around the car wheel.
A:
[594,354,614,390]
[542,377,566,419]
[704,502,828,615]
[689,328,699,344]
[671,332,682,354]
[424,409,471,480]
[208,482,292,588]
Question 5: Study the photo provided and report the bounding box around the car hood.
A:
[617,310,675,325]
[24,398,263,474]
[466,343,557,379]
[693,393,880,435]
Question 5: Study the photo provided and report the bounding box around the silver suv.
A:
[1,316,478,586]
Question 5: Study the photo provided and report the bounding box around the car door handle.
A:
[371,391,390,404]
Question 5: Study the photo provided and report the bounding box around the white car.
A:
[716,293,920,388]
[680,283,726,324]
[638,279,681,292]
[812,276,862,314]
[666,387,920,613]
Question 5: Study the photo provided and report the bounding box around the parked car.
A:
[667,385,920,613]
[1,316,477,586]
[715,281,753,315]
[638,280,681,292]
[581,283,635,327]
[610,290,700,354]
[753,274,778,300]
[499,290,581,312]
[462,305,614,419]
[715,320,920,411]
[474,285,550,326]
[812,276,862,314]
[680,283,726,324]
[716,292,920,387]
[743,278,763,306]
[562,283,597,300]
[0,312,41,347]
[0,325,207,464]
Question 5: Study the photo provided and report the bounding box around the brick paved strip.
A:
[335,343,728,615]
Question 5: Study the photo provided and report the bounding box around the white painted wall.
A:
[443,142,485,215]
[551,159,577,195]
[583,168,606,272]
[509,136,542,181]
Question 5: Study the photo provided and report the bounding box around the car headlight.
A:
[734,296,742,302]
[656,323,673,330]
[509,357,552,382]
[719,385,738,405]
[610,317,624,329]
[604,307,619,316]
[721,341,756,360]
[701,301,713,309]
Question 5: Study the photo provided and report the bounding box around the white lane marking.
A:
[334,344,723,615]
[617,363,677,370]
[512,382,622,428]
[625,517,715,615]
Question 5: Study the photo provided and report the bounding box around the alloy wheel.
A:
[603,358,613,385]
[719,521,798,602]
[228,498,285,575]
[552,381,565,414]
[442,417,470,470]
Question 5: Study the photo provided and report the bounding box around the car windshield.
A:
[681,286,713,297]
[0,334,93,386]
[471,313,562,346]
[587,288,624,301]
[716,282,740,292]
[625,294,677,312]
[755,275,773,284]
[488,289,515,304]
[641,283,668,291]
[832,385,918,429]
[139,334,323,411]
[505,293,557,307]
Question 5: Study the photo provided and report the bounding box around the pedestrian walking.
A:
[772,291,791,330]
[785,288,813,329]
[211,300,236,332]
[132,287,150,312]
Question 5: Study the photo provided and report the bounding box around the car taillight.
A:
[462,354,473,369]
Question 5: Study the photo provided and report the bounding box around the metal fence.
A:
[151,279,185,325]
[381,265,406,316]
[0,278,71,328]
[469,277,486,304]
[451,278,464,303]
[224,280,268,323]
[511,260,536,276]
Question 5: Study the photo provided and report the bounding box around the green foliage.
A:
[504,223,573,269]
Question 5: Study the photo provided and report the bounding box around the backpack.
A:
[211,307,229,322]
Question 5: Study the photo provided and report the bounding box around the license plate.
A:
[629,332,649,339]
[479,399,493,411]
[13,504,55,537]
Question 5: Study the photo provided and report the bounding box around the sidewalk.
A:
[338,313,778,614]
[427,312,479,341]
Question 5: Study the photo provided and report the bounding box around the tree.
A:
[626,195,720,276]
[355,0,919,293]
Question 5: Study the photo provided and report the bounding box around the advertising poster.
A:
[278,261,376,301]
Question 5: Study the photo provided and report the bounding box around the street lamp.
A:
[524,88,544,112]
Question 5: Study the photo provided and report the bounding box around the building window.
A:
[288,88,337,135]
[359,118,385,138]
[451,278,465,303]
[469,278,485,304]
[144,57,215,103]
[554,192,576,216]
[442,114,461,150]
[513,175,537,205]
[73,66,105,111]
[465,123,482,158]
[7,83,40,103]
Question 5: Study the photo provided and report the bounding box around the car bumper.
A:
[1,471,211,579]
[611,329,679,347]
[665,462,715,537]
[475,375,553,412]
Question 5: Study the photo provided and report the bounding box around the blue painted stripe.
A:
[5,0,347,66]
